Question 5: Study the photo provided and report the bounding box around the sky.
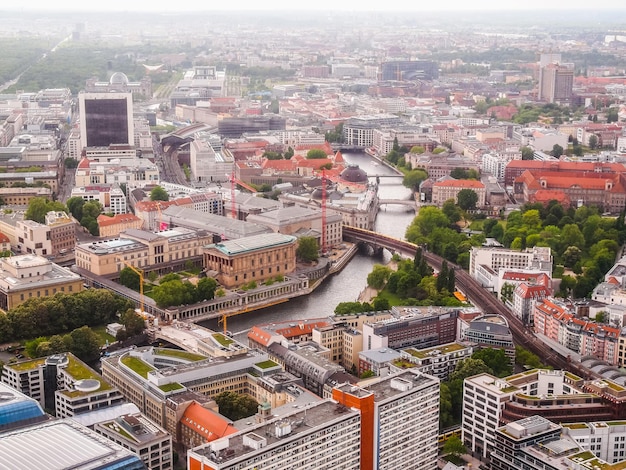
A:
[8,0,626,12]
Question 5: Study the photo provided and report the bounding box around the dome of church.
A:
[109,72,129,85]
[339,164,368,183]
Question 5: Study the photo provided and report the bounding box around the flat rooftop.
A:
[193,400,359,464]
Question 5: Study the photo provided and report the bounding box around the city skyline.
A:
[6,0,626,12]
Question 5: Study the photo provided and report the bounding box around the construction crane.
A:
[321,168,327,254]
[228,171,258,219]
[218,299,288,335]
[123,261,145,315]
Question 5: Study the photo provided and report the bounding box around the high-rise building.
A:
[79,92,135,150]
[380,60,439,81]
[538,63,574,104]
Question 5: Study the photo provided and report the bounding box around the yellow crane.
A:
[218,299,289,335]
[123,261,145,314]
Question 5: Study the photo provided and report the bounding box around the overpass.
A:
[342,226,600,380]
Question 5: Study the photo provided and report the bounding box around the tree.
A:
[82,200,103,219]
[64,157,78,168]
[500,282,515,303]
[150,186,169,201]
[306,149,327,159]
[449,358,493,382]
[367,264,392,290]
[450,168,469,179]
[402,169,428,192]
[409,145,425,154]
[25,197,66,224]
[66,196,85,220]
[152,280,196,308]
[521,146,534,160]
[334,302,372,315]
[196,277,218,302]
[471,348,512,377]
[551,144,564,157]
[442,199,462,224]
[443,435,467,459]
[588,134,599,150]
[595,311,607,323]
[120,309,145,337]
[64,326,101,363]
[457,189,478,211]
[296,236,319,262]
[119,267,141,291]
[215,391,259,421]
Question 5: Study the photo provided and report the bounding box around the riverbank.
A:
[357,259,399,303]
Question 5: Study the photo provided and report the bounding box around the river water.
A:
[202,152,415,333]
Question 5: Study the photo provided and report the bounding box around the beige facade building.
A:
[45,211,76,255]
[97,213,143,238]
[246,205,343,249]
[203,233,297,288]
[15,211,75,257]
[431,179,486,207]
[75,227,212,277]
[0,254,83,310]
[0,186,52,206]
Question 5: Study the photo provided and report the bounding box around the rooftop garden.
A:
[564,371,582,381]
[9,358,46,371]
[154,348,206,362]
[213,333,234,348]
[62,355,111,394]
[404,343,466,359]
[569,451,595,461]
[158,382,184,393]
[255,360,279,369]
[105,422,135,441]
[562,423,589,429]
[602,380,626,392]
[121,355,155,379]
[392,359,416,369]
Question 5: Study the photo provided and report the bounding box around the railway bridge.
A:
[342,226,600,380]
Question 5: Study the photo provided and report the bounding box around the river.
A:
[201,152,415,333]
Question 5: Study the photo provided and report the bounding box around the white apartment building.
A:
[75,159,159,188]
[470,246,553,282]
[463,373,519,459]
[188,400,362,470]
[481,153,513,181]
[343,114,402,147]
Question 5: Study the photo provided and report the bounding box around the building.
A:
[0,186,52,206]
[0,419,146,470]
[513,169,626,213]
[188,399,362,470]
[470,246,553,281]
[85,72,152,97]
[332,370,440,470]
[246,206,343,249]
[461,314,515,362]
[1,353,124,419]
[98,213,143,239]
[203,233,297,288]
[94,413,173,470]
[75,227,212,277]
[188,370,440,470]
[189,137,234,183]
[362,307,460,351]
[538,63,574,104]
[14,211,75,258]
[431,179,486,207]
[0,381,48,432]
[0,254,83,310]
[79,92,135,151]
[408,151,481,181]
[343,114,402,147]
[45,211,76,255]
[503,160,626,187]
[71,185,128,215]
[395,342,474,380]
[380,60,439,81]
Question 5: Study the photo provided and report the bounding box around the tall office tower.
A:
[538,62,574,104]
[333,370,440,470]
[79,92,134,151]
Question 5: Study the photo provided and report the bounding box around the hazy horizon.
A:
[5,0,626,13]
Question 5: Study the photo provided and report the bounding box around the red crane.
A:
[321,169,327,253]
[229,171,258,219]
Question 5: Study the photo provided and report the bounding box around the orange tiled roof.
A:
[275,320,331,338]
[134,197,193,212]
[181,402,237,443]
[0,232,9,244]
[248,326,273,347]
[78,157,91,169]
[433,179,484,189]
[97,213,142,227]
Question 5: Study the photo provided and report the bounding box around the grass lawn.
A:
[155,348,206,362]
[87,325,116,346]
[376,289,405,307]
[121,356,155,378]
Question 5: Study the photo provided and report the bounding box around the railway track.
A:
[343,226,601,380]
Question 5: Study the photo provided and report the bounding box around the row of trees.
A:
[25,326,103,364]
[66,197,103,236]
[0,289,133,344]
